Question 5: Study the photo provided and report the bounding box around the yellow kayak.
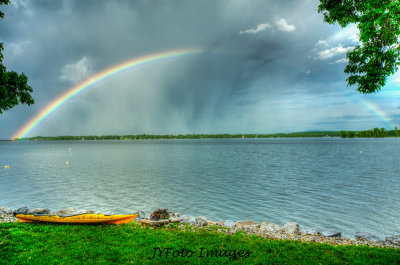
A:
[16,213,138,225]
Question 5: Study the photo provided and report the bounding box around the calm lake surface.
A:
[1,138,399,237]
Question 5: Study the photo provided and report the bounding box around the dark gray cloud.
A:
[0,0,399,139]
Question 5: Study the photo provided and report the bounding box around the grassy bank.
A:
[0,222,399,264]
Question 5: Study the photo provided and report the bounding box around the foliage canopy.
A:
[318,0,400,93]
[0,0,34,114]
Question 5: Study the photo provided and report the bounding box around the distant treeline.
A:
[17,128,399,141]
[20,131,341,141]
[341,127,400,138]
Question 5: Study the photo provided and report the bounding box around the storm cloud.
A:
[0,0,399,139]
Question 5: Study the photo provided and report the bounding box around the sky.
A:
[0,0,399,139]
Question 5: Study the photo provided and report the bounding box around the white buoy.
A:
[65,161,70,165]
[360,151,363,154]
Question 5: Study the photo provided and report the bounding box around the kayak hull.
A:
[16,214,138,225]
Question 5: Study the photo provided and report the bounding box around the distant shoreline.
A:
[10,127,400,141]
[15,132,341,141]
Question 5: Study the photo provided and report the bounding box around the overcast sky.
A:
[0,0,399,139]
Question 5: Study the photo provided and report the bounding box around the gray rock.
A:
[133,210,146,220]
[54,207,87,216]
[342,234,355,240]
[385,235,400,245]
[0,207,12,215]
[29,208,50,215]
[169,217,182,223]
[321,230,341,238]
[13,206,30,216]
[301,227,318,235]
[355,232,382,241]
[54,207,78,216]
[175,213,180,217]
[181,215,196,225]
[224,220,235,228]
[196,216,208,226]
[260,222,282,233]
[283,222,300,234]
[0,215,17,223]
[235,220,260,229]
[150,219,170,226]
[76,209,88,214]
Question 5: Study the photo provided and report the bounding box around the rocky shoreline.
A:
[1,206,399,249]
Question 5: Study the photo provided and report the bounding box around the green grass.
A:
[0,222,399,264]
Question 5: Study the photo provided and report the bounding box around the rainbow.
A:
[336,87,398,130]
[12,48,203,140]
[357,99,398,129]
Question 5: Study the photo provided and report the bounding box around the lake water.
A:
[0,138,399,238]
